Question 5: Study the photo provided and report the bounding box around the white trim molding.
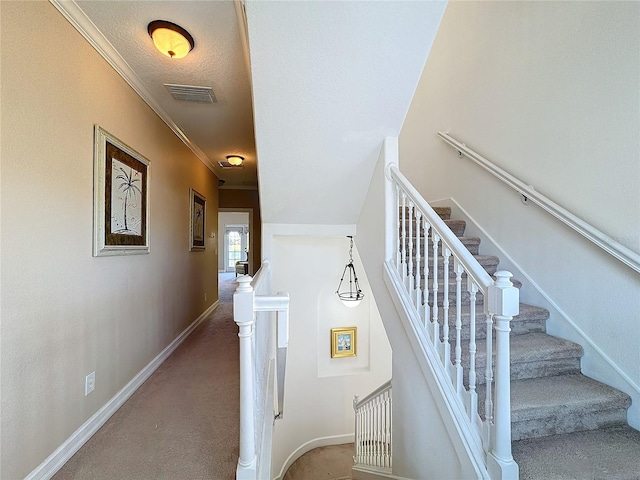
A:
[25,301,219,480]
[49,0,217,175]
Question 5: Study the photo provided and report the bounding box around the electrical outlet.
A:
[85,371,95,396]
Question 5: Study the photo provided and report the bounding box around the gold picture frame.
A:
[331,327,357,358]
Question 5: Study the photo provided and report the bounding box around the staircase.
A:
[427,206,640,478]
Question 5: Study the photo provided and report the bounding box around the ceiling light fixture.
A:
[226,155,244,166]
[336,236,364,308]
[148,20,194,59]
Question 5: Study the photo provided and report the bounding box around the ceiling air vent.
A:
[164,84,216,103]
[218,160,244,169]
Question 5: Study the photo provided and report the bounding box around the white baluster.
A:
[442,247,451,367]
[388,389,393,469]
[415,210,422,311]
[395,184,401,271]
[432,233,440,347]
[373,398,379,467]
[407,201,414,293]
[400,193,407,281]
[468,279,478,422]
[484,312,494,451]
[423,220,431,327]
[454,259,464,395]
[353,396,360,465]
[234,276,257,479]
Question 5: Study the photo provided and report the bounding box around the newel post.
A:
[234,275,257,479]
[487,271,519,480]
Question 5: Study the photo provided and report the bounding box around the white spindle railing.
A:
[438,132,640,275]
[386,164,519,480]
[353,380,392,473]
[233,261,289,480]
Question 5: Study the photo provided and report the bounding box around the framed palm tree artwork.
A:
[189,188,206,251]
[93,126,150,256]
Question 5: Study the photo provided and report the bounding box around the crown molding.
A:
[49,0,218,175]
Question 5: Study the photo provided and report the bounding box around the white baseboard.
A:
[25,301,220,480]
[273,433,355,480]
[352,466,412,480]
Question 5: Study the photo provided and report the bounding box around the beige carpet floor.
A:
[54,273,240,480]
[282,444,354,480]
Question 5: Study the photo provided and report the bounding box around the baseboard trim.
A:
[352,466,412,480]
[25,300,220,480]
[273,433,354,480]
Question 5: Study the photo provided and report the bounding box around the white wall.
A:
[400,1,640,427]
[267,231,392,479]
[0,3,219,478]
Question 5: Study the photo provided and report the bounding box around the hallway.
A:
[54,273,240,480]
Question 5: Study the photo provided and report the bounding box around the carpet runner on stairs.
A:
[423,206,639,478]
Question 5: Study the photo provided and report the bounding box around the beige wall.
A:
[400,1,640,427]
[0,3,219,478]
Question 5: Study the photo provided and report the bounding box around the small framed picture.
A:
[331,327,357,358]
[93,126,150,257]
[189,188,206,251]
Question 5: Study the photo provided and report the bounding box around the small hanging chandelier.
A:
[336,236,364,308]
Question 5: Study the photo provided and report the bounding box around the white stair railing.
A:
[385,164,519,480]
[233,261,289,480]
[353,380,392,474]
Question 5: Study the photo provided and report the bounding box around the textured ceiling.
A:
[245,1,447,224]
[60,0,446,224]
[74,0,257,189]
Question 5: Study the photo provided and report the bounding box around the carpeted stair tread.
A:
[401,219,466,236]
[409,254,500,276]
[402,236,482,256]
[439,303,548,339]
[400,206,451,220]
[459,333,583,384]
[512,425,640,480]
[508,374,632,440]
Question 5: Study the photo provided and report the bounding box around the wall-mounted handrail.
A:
[438,132,640,274]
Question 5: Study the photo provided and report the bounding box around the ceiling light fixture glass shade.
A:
[226,155,244,166]
[336,236,364,308]
[148,20,194,59]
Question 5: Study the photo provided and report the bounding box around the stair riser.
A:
[399,220,466,237]
[405,257,499,276]
[401,240,481,256]
[400,206,451,220]
[458,357,581,386]
[512,409,629,441]
[438,316,547,340]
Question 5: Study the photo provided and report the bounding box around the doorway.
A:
[218,210,251,273]
[225,225,249,273]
